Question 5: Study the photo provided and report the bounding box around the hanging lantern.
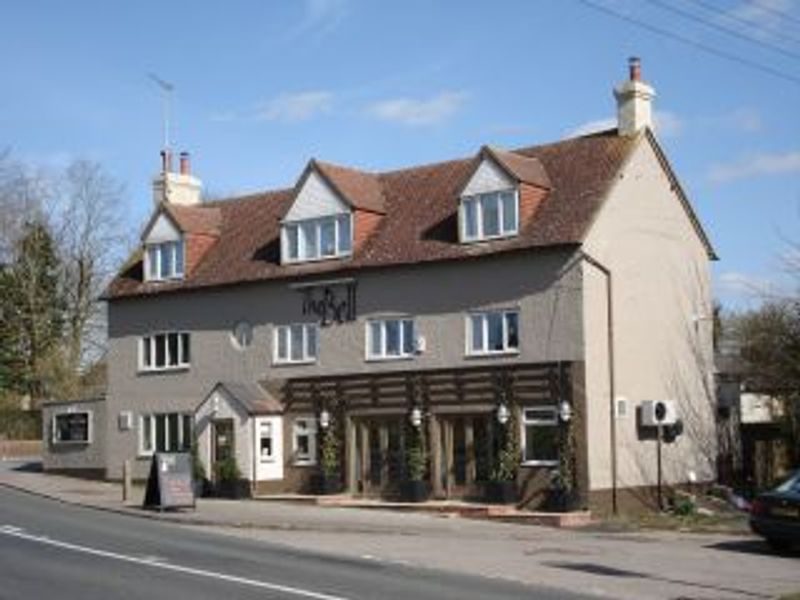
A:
[558,400,573,423]
[319,408,331,429]
[497,403,510,425]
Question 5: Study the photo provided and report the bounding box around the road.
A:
[0,487,588,600]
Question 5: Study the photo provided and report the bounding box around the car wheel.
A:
[766,538,792,552]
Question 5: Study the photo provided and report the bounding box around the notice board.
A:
[143,452,195,510]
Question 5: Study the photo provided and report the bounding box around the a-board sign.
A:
[143,452,195,510]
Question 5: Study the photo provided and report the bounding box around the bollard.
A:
[123,459,132,503]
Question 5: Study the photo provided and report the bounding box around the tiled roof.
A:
[164,203,222,235]
[484,146,551,190]
[314,160,386,214]
[107,130,643,299]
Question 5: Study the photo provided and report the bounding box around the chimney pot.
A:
[160,149,173,174]
[629,56,642,81]
[179,152,190,175]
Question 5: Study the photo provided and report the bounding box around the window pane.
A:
[338,214,352,253]
[147,246,159,279]
[525,424,558,462]
[471,315,484,352]
[302,222,318,259]
[181,333,191,364]
[297,434,309,457]
[369,322,382,357]
[155,415,166,452]
[174,241,185,275]
[155,334,166,367]
[402,320,414,355]
[160,243,173,278]
[260,423,273,460]
[501,191,517,233]
[385,320,400,356]
[464,199,478,239]
[482,194,500,237]
[506,312,519,349]
[168,333,180,366]
[142,337,151,368]
[487,312,504,351]
[286,225,299,259]
[305,325,317,359]
[320,218,336,256]
[182,415,192,451]
[168,413,180,452]
[277,327,288,360]
[142,415,152,452]
[290,325,304,361]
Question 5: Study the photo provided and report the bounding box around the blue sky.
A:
[1,0,798,310]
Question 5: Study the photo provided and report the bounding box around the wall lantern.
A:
[211,395,220,416]
[319,408,331,429]
[409,406,423,428]
[558,400,573,423]
[496,403,510,425]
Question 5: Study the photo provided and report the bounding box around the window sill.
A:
[365,354,415,363]
[282,253,352,266]
[137,366,191,375]
[465,350,520,359]
[521,460,559,468]
[460,231,519,245]
[273,360,317,367]
[144,276,185,284]
[52,440,90,446]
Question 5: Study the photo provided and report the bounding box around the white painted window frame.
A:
[273,323,319,365]
[144,239,185,282]
[281,213,353,265]
[51,410,92,445]
[365,317,415,361]
[465,309,520,356]
[459,189,519,243]
[520,406,559,467]
[138,412,193,456]
[138,331,191,372]
[292,417,317,466]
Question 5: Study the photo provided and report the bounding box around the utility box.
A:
[641,400,678,426]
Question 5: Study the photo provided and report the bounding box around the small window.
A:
[139,412,192,455]
[259,421,274,462]
[460,190,518,243]
[366,318,415,360]
[140,332,191,371]
[52,412,91,444]
[231,321,253,350]
[521,407,558,466]
[293,418,317,465]
[144,240,185,281]
[281,214,353,264]
[467,310,520,355]
[274,324,318,364]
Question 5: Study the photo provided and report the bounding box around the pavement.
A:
[1,459,799,600]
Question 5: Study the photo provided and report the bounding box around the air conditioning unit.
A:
[118,411,133,431]
[641,400,678,427]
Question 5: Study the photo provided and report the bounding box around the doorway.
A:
[353,417,406,498]
[211,419,235,481]
[439,414,493,498]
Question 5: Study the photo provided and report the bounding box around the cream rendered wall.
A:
[582,134,716,491]
[285,170,348,221]
[461,158,513,196]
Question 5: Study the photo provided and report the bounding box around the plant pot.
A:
[216,479,251,499]
[401,480,430,503]
[544,488,581,512]
[486,480,517,504]
[311,473,342,495]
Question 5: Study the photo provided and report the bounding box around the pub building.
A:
[97,60,717,513]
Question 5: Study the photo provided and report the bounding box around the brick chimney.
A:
[614,57,655,136]
[152,150,202,206]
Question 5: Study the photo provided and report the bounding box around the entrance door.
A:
[212,419,235,480]
[354,417,406,498]
[439,414,493,498]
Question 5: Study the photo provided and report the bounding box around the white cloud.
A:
[715,107,763,133]
[256,91,334,123]
[565,110,682,138]
[708,150,800,183]
[366,92,468,126]
[283,0,349,42]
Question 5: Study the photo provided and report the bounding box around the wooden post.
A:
[345,416,356,493]
[429,414,442,498]
[465,418,475,486]
[122,459,132,503]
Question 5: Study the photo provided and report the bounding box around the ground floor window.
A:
[292,418,317,465]
[52,412,91,443]
[521,407,558,466]
[140,413,192,455]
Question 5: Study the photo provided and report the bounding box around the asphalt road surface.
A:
[0,487,593,600]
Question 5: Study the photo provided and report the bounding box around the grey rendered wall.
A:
[105,248,584,479]
[42,398,106,474]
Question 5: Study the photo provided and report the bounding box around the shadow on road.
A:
[706,539,800,558]
[542,561,772,599]
[10,461,42,473]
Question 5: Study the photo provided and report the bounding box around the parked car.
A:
[750,469,800,552]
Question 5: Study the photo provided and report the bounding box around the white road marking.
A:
[0,526,350,600]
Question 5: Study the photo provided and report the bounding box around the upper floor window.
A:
[274,323,318,364]
[367,318,415,360]
[282,214,352,263]
[140,332,191,372]
[460,190,518,243]
[467,309,519,356]
[145,240,185,281]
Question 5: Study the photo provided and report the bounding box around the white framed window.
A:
[144,240,185,281]
[292,418,317,465]
[259,421,274,462]
[139,413,192,455]
[281,214,353,264]
[466,309,520,355]
[366,318,415,360]
[460,190,518,243]
[231,321,253,351]
[521,407,559,466]
[139,332,191,372]
[52,411,91,444]
[274,323,318,364]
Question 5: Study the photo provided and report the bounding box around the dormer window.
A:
[145,240,185,281]
[460,190,518,243]
[282,214,352,263]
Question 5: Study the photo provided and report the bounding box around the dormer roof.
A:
[141,202,222,241]
[481,146,552,191]
[292,160,387,216]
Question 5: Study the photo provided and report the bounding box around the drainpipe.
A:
[581,252,618,515]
